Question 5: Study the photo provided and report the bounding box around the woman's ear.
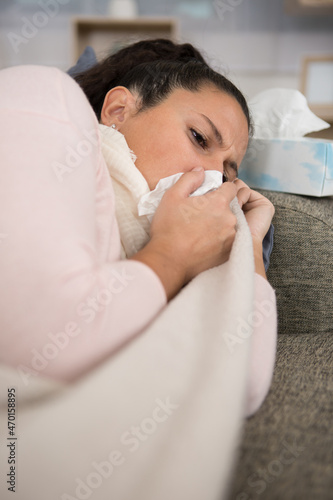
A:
[100,86,137,128]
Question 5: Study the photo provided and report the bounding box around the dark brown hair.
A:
[74,38,252,135]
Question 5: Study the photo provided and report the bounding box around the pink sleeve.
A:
[244,274,277,417]
[0,66,166,382]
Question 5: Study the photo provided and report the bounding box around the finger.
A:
[170,167,205,198]
[236,186,252,208]
[215,180,238,203]
[233,178,250,192]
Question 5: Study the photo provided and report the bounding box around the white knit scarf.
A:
[98,123,151,258]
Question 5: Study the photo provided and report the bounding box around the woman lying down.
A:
[0,39,276,418]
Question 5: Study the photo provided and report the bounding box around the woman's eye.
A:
[191,129,208,150]
[223,173,229,183]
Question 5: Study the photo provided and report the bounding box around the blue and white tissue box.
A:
[239,137,333,197]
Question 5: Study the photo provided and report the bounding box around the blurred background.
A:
[1,0,332,130]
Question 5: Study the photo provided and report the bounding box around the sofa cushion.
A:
[228,330,333,500]
[260,190,333,336]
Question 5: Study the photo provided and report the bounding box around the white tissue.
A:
[249,88,330,139]
[138,170,223,222]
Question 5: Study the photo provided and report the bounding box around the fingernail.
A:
[192,166,203,172]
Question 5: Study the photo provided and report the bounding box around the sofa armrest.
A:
[258,190,333,336]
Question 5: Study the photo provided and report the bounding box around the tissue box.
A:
[239,137,333,197]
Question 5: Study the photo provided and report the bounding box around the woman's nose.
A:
[202,155,224,174]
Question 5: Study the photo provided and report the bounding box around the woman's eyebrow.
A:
[199,113,239,175]
[200,114,223,146]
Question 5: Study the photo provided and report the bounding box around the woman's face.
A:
[103,85,249,190]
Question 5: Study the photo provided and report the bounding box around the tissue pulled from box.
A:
[138,170,223,221]
[239,88,333,196]
[249,88,330,139]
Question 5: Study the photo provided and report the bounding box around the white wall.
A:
[0,0,332,99]
[182,29,333,99]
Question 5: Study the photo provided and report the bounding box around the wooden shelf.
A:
[308,105,333,123]
[306,124,333,140]
[71,16,179,63]
[285,0,333,15]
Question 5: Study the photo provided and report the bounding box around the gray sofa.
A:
[228,190,333,500]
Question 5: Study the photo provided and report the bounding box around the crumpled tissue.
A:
[138,170,223,222]
[249,88,330,139]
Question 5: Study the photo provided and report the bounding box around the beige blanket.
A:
[0,198,254,500]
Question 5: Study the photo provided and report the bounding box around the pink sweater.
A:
[0,65,276,415]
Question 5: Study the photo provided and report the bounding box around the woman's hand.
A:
[131,167,238,300]
[234,179,275,242]
[234,179,275,279]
